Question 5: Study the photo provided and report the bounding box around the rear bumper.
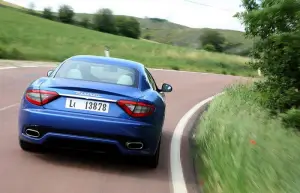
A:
[18,108,162,155]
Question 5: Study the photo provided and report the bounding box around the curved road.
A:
[0,62,244,193]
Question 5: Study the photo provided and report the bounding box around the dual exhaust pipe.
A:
[25,128,40,138]
[25,128,143,150]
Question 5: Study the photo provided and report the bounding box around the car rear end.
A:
[18,57,162,157]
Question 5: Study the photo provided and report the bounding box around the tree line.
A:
[27,3,141,39]
[198,29,251,56]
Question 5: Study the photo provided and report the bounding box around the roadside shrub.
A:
[0,47,8,59]
[171,65,179,70]
[254,80,300,114]
[8,48,24,59]
[202,44,216,52]
[281,108,300,130]
[236,0,300,112]
[221,70,227,74]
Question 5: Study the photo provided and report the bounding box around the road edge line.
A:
[170,92,225,193]
[0,67,17,70]
[0,103,19,112]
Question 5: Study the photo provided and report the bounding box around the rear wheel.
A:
[19,139,45,153]
[144,140,161,169]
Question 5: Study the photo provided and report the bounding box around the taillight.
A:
[25,89,59,106]
[117,100,155,118]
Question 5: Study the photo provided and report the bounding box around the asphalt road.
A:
[0,62,244,193]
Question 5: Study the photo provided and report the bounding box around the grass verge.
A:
[194,83,300,193]
[0,7,255,76]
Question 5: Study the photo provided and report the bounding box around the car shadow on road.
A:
[32,130,174,181]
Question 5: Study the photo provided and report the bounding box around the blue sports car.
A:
[18,55,172,168]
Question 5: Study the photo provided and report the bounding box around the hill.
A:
[0,0,24,9]
[74,13,252,56]
[0,5,255,76]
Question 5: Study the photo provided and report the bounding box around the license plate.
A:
[65,98,109,113]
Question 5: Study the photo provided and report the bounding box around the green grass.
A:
[194,83,300,193]
[0,7,256,76]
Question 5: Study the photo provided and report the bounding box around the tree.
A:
[92,8,117,34]
[236,0,300,112]
[58,5,74,24]
[200,30,225,52]
[43,7,53,20]
[116,16,141,39]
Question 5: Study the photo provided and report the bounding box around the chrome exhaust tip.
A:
[125,142,144,150]
[25,129,40,138]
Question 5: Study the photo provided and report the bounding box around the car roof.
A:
[68,55,145,72]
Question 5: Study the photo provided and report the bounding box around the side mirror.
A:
[47,70,54,77]
[161,83,173,92]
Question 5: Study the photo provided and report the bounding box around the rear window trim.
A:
[52,59,140,88]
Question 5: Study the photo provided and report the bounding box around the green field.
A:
[0,6,255,76]
[194,84,300,193]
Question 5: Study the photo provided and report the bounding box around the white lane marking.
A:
[170,92,224,193]
[39,65,57,67]
[22,65,38,68]
[0,67,17,70]
[0,65,55,70]
[150,68,210,74]
[0,103,19,112]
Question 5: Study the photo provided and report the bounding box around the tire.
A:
[144,140,161,169]
[19,139,45,153]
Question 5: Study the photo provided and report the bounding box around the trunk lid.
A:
[39,78,143,119]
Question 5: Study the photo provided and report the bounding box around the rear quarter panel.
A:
[137,68,166,133]
[19,77,48,132]
[140,89,166,132]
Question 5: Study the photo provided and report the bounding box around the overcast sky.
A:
[6,0,245,31]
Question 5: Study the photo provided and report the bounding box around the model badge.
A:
[74,91,101,97]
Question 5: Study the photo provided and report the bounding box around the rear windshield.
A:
[54,59,139,87]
